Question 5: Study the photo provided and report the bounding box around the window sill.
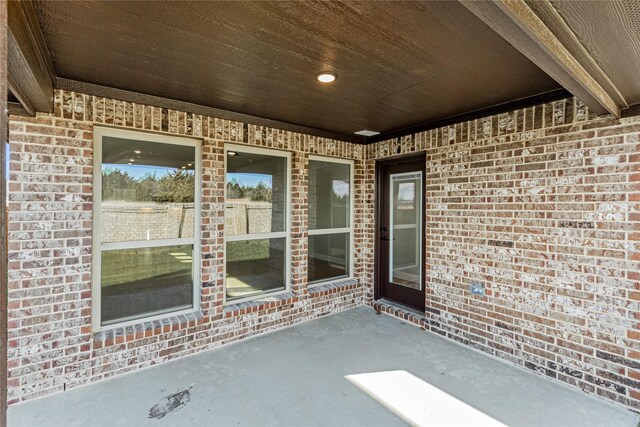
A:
[224,290,298,317]
[307,278,358,296]
[92,309,204,347]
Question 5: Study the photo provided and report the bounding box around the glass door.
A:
[377,156,425,311]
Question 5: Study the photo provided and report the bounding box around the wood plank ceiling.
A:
[31,0,561,139]
[550,0,640,107]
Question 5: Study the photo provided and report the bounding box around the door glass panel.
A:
[389,172,422,290]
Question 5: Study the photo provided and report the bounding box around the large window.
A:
[308,157,353,284]
[93,128,200,328]
[225,145,290,301]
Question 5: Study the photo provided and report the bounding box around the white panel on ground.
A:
[346,370,507,427]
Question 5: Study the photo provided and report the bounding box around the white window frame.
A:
[223,144,292,304]
[307,155,354,286]
[92,127,202,331]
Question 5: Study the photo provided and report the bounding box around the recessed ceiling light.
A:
[128,158,135,162]
[127,162,133,165]
[354,130,380,137]
[187,163,193,167]
[316,72,337,83]
[228,151,239,157]
[134,150,141,154]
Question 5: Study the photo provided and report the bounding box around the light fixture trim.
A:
[316,72,337,83]
[354,130,380,137]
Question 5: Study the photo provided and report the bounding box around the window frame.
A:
[92,127,202,331]
[307,155,355,286]
[223,143,292,304]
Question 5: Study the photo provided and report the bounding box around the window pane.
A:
[391,228,420,289]
[226,151,286,235]
[101,244,194,324]
[309,160,350,230]
[390,173,422,290]
[226,238,286,300]
[392,178,420,226]
[309,233,349,283]
[101,137,195,243]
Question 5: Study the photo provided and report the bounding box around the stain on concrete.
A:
[148,387,192,420]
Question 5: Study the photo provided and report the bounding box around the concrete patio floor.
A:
[8,306,639,427]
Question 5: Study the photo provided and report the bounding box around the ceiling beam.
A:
[7,0,55,115]
[8,73,34,116]
[459,0,627,117]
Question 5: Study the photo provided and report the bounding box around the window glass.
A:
[226,238,286,300]
[309,233,349,283]
[392,179,419,226]
[308,161,350,230]
[101,137,195,243]
[308,159,352,284]
[226,152,286,235]
[225,147,289,301]
[390,174,422,289]
[101,245,194,324]
[95,130,199,327]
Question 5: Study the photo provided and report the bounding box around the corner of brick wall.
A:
[366,98,640,411]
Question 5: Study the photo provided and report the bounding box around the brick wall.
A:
[366,98,640,411]
[7,90,640,412]
[6,90,366,403]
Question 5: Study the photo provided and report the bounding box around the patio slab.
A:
[8,306,639,427]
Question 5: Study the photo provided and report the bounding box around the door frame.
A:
[374,152,427,310]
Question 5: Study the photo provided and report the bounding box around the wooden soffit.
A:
[460,0,628,117]
[7,0,55,115]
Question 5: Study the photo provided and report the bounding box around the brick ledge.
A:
[223,291,298,317]
[93,310,205,346]
[308,278,359,296]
